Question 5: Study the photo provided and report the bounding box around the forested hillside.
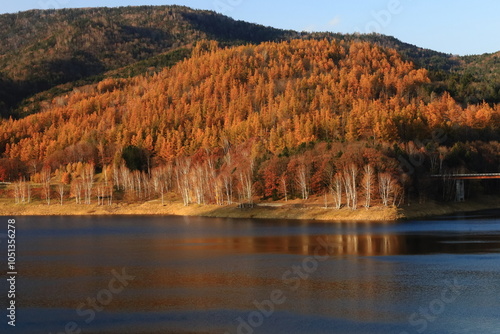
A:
[1,39,499,207]
[0,5,295,117]
[1,6,499,119]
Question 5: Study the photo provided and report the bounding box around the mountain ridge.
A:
[0,5,499,118]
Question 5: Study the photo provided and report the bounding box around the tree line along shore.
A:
[1,169,498,221]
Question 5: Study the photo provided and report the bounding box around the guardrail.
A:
[431,174,500,180]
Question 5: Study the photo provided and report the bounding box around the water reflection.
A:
[8,215,500,334]
[159,232,500,256]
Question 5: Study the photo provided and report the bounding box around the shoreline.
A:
[1,195,499,221]
[396,195,500,220]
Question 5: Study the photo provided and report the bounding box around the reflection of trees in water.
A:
[20,227,500,325]
[169,232,500,257]
[160,233,404,256]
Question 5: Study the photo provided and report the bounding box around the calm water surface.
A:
[1,213,500,334]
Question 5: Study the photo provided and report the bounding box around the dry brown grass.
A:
[0,198,397,221]
[1,195,498,222]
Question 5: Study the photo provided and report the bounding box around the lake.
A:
[1,213,500,334]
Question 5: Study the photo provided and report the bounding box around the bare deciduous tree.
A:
[13,181,20,204]
[362,164,374,209]
[379,172,396,206]
[191,164,206,205]
[393,183,403,207]
[72,179,83,204]
[176,157,192,206]
[152,167,165,205]
[330,173,343,209]
[205,158,224,205]
[109,184,114,205]
[280,175,288,202]
[96,184,105,205]
[295,162,310,200]
[41,166,51,205]
[343,164,358,210]
[222,173,234,205]
[239,169,254,204]
[81,163,94,204]
[13,178,31,204]
[20,178,28,203]
[26,181,31,203]
[57,183,65,205]
[213,178,224,205]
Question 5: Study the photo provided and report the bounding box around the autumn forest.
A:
[1,6,499,212]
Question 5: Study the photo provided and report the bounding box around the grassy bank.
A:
[0,198,397,221]
[398,195,500,220]
[1,195,499,221]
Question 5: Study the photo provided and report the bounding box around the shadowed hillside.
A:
[0,5,295,117]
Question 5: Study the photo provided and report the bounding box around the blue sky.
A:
[1,0,499,56]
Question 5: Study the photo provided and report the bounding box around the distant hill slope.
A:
[0,5,499,118]
[308,32,499,104]
[305,32,461,71]
[0,5,295,117]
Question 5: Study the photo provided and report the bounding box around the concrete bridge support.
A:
[455,179,465,202]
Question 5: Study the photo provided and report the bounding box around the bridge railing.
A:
[431,173,500,179]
